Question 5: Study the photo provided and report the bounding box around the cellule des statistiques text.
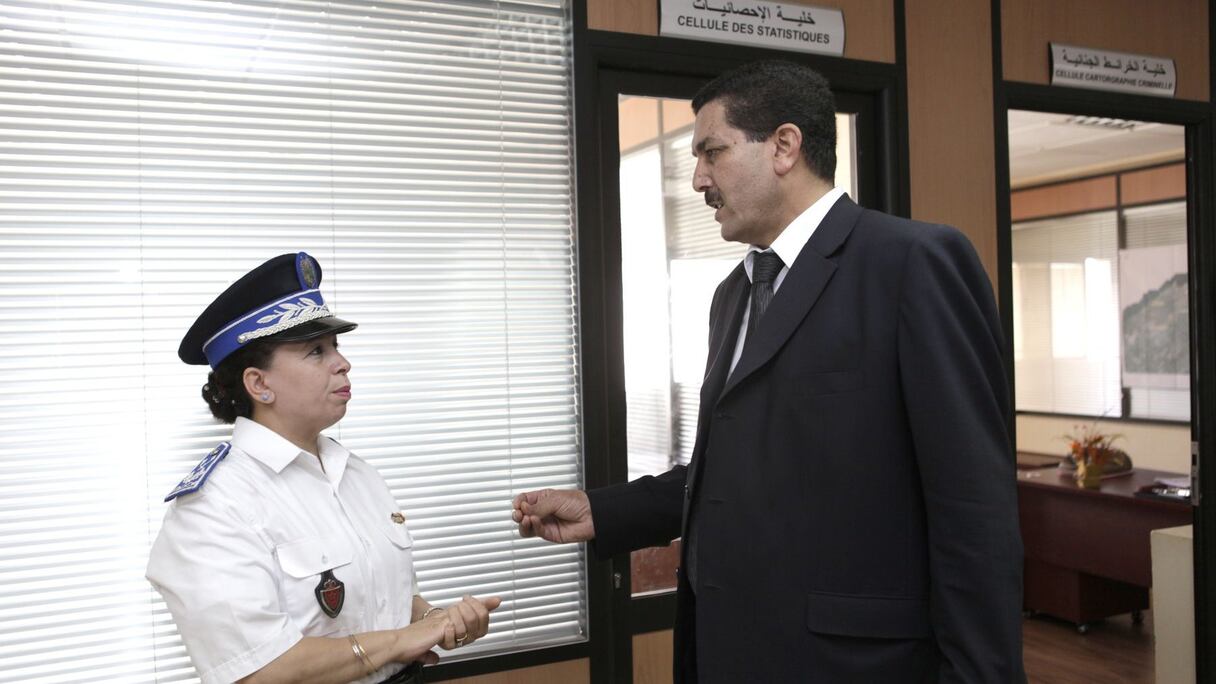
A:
[675,15,831,44]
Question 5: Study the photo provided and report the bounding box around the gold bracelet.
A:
[348,634,376,677]
[421,605,444,620]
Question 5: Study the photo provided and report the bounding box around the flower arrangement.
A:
[1061,422,1129,487]
[1064,423,1122,467]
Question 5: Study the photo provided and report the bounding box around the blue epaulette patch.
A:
[165,442,231,502]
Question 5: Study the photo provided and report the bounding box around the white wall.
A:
[1016,414,1190,474]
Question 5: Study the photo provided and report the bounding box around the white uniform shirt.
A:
[147,418,417,684]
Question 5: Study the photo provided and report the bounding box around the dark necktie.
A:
[747,251,785,339]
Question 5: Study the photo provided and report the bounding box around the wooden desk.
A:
[1016,461,1192,631]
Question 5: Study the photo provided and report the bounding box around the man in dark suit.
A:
[512,60,1024,682]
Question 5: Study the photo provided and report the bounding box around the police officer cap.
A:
[179,252,357,369]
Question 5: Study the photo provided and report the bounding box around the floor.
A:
[1023,611,1155,683]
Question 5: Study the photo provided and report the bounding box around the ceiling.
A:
[1008,110,1184,188]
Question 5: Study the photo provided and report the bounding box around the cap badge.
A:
[391,512,405,524]
[296,252,319,289]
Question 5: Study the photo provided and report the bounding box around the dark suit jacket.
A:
[589,196,1025,683]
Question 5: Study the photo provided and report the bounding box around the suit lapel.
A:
[682,264,747,534]
[700,264,749,408]
[717,196,863,402]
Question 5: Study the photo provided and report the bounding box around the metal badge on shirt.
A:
[314,570,345,618]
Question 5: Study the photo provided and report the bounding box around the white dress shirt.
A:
[147,418,417,684]
[729,187,847,374]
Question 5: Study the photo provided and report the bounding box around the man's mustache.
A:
[704,190,722,208]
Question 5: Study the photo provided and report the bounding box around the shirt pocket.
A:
[379,516,418,569]
[377,519,416,612]
[275,533,356,635]
[379,518,414,551]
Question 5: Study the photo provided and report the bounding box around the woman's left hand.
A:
[436,595,502,650]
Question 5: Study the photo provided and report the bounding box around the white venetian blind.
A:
[1125,200,1187,248]
[1011,211,1121,416]
[0,0,583,682]
[664,131,745,467]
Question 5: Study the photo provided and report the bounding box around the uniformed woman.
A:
[147,252,499,684]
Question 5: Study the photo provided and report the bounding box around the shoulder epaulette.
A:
[164,442,231,502]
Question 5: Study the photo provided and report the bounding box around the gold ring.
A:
[455,633,467,646]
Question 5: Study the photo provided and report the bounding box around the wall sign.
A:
[660,0,844,56]
[1050,43,1176,98]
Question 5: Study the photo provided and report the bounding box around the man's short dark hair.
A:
[692,60,837,182]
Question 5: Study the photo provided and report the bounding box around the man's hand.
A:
[511,488,595,543]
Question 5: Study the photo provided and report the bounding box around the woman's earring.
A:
[261,392,272,402]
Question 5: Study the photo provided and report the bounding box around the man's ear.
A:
[771,123,803,176]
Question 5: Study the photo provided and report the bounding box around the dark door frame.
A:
[572,21,909,682]
[991,74,1216,684]
[990,2,1214,678]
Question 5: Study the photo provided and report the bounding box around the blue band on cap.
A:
[202,288,331,368]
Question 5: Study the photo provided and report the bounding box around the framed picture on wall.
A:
[1119,244,1189,390]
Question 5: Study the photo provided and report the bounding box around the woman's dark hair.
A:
[691,60,837,182]
[200,339,280,423]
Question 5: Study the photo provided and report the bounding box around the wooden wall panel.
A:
[620,96,660,152]
[589,0,658,36]
[1010,176,1117,222]
[634,630,674,684]
[825,0,896,64]
[1002,0,1209,102]
[1010,165,1185,222]
[1120,163,1186,206]
[587,0,896,64]
[662,99,695,133]
[905,0,998,287]
[443,658,590,684]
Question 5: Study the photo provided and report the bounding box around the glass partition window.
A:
[1012,212,1122,416]
[1007,110,1190,424]
[618,95,857,594]
[1012,201,1190,422]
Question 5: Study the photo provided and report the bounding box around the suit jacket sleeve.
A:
[897,225,1025,682]
[586,466,687,559]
